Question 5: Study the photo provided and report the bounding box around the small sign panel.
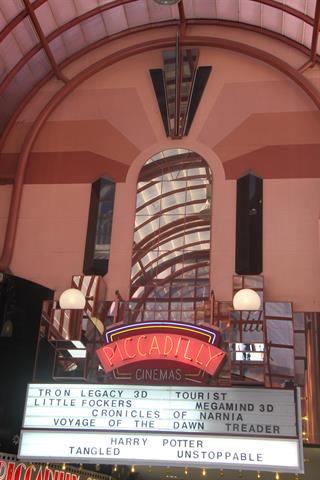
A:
[19,431,302,472]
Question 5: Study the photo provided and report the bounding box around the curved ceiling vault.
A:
[0,0,320,138]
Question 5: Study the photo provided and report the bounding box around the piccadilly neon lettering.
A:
[0,462,80,480]
[97,333,226,376]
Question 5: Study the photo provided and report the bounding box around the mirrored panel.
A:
[265,301,293,318]
[229,343,265,362]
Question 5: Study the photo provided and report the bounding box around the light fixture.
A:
[184,467,188,476]
[62,464,66,471]
[275,473,280,480]
[130,465,135,473]
[112,465,118,473]
[233,288,261,311]
[201,468,206,477]
[59,288,86,309]
[153,0,181,5]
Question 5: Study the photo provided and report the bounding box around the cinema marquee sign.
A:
[19,384,304,473]
[96,321,226,383]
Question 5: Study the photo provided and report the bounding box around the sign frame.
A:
[18,430,304,473]
[19,383,304,474]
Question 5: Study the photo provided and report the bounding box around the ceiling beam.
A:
[136,184,205,213]
[134,217,209,258]
[1,0,313,46]
[0,45,42,96]
[21,0,67,82]
[1,9,318,105]
[47,0,137,43]
[130,259,209,309]
[0,10,28,43]
[0,19,319,139]
[251,0,313,25]
[132,239,210,283]
[178,0,187,37]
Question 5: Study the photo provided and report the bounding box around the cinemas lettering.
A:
[135,368,182,382]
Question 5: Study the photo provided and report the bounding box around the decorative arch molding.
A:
[1,35,320,272]
[1,15,318,101]
[0,21,317,153]
[1,18,319,154]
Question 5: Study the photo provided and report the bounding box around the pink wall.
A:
[10,184,91,294]
[2,35,320,309]
[264,179,320,311]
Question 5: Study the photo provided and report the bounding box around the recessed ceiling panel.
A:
[0,0,319,137]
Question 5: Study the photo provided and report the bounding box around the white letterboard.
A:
[23,384,298,437]
[18,430,302,472]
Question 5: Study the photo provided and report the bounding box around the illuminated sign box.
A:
[19,383,304,473]
[19,431,302,472]
[23,384,298,437]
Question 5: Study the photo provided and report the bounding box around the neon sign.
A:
[0,460,85,480]
[97,321,226,378]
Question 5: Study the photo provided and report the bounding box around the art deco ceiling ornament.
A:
[150,34,211,138]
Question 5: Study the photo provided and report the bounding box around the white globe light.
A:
[233,289,261,311]
[59,288,86,309]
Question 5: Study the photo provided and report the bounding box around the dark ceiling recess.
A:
[150,36,211,138]
[149,69,170,137]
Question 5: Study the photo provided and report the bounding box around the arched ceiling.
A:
[0,0,320,135]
